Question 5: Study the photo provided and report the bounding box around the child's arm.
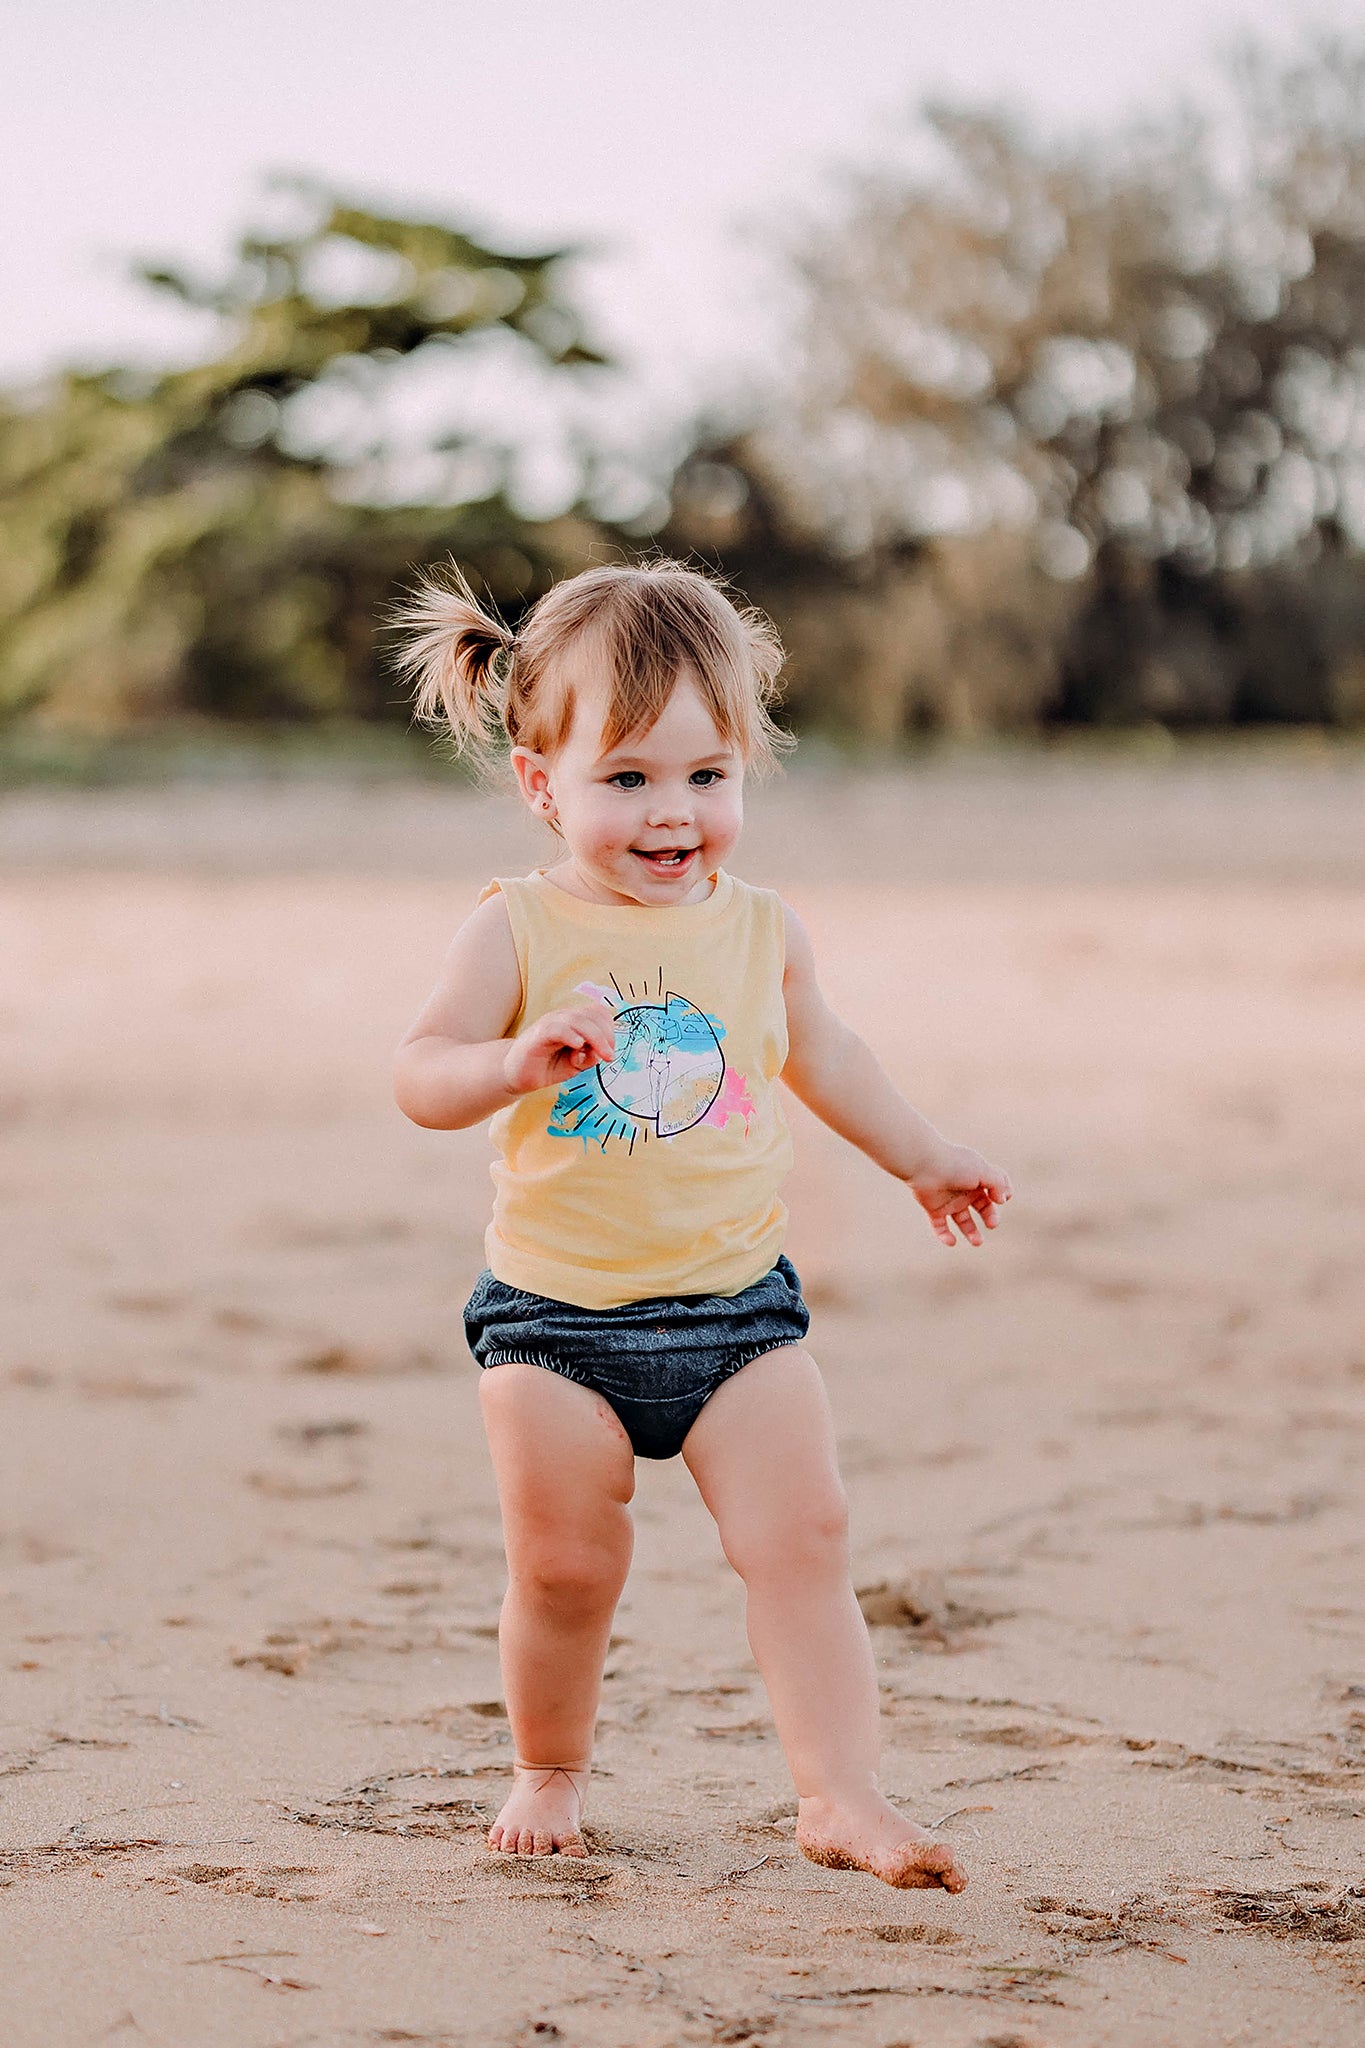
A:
[780,902,1011,1247]
[393,894,617,1131]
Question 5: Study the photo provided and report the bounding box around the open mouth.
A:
[631,846,698,875]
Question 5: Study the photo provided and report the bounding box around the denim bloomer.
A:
[462,1255,811,1460]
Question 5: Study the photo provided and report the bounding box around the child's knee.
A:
[725,1490,850,1586]
[510,1533,629,1616]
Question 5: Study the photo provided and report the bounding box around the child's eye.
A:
[607,772,645,789]
[690,769,724,787]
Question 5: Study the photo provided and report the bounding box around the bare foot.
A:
[486,1763,589,1858]
[797,1791,967,1892]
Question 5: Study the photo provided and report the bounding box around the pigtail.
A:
[390,562,514,759]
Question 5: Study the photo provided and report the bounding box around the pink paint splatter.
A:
[575,979,619,1010]
[700,1067,755,1133]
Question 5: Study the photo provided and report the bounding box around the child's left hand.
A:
[909,1146,1012,1248]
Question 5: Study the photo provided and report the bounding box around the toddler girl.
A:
[392,560,1010,1893]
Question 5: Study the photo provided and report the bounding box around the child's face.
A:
[512,670,745,906]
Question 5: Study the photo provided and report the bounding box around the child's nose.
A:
[646,785,695,827]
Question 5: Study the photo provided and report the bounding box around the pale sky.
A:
[0,0,1347,493]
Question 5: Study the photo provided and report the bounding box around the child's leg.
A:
[479,1362,635,1856]
[682,1346,966,1892]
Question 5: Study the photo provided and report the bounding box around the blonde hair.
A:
[393,558,791,773]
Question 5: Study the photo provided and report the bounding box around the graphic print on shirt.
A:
[547,969,756,1154]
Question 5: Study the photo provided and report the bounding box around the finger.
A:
[540,1012,588,1044]
[984,1172,1012,1203]
[565,1024,614,1063]
[953,1207,983,1247]
[973,1194,999,1230]
[567,1009,618,1060]
[931,1213,957,1247]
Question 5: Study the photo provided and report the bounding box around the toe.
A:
[532,1828,554,1856]
[920,1843,967,1891]
[560,1832,587,1859]
[515,1827,536,1856]
[486,1823,503,1850]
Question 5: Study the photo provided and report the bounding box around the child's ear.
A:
[510,746,556,821]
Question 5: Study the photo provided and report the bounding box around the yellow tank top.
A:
[480,867,793,1309]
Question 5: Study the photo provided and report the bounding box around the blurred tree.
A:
[8,41,1364,749]
[0,182,605,729]
[666,35,1365,734]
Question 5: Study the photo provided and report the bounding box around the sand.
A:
[2,750,1364,2047]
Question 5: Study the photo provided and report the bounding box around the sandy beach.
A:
[3,749,1364,2048]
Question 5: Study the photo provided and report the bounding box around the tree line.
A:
[2,38,1363,745]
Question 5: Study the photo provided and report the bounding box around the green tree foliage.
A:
[0,183,604,730]
[666,37,1365,734]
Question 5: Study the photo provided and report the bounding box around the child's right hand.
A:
[502,998,618,1096]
